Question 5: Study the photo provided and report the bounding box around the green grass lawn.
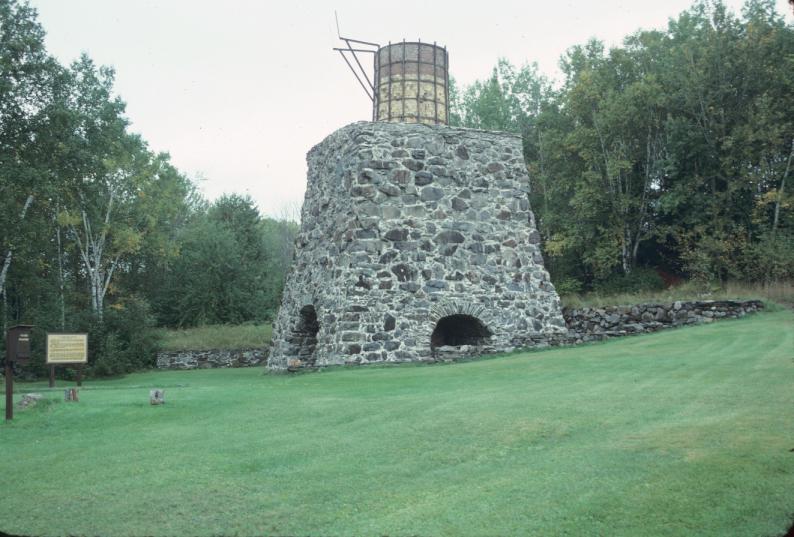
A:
[2,311,793,536]
[156,323,272,351]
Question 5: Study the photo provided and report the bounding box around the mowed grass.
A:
[156,323,272,351]
[2,311,793,537]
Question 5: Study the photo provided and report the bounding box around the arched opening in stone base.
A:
[288,305,319,367]
[430,314,493,349]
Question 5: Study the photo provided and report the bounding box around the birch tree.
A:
[54,56,154,320]
[59,172,136,318]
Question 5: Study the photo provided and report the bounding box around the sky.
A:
[29,0,793,219]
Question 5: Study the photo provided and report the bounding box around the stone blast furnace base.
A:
[267,121,566,371]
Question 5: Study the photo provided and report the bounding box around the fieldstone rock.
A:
[405,159,424,171]
[414,171,434,186]
[420,186,444,202]
[385,229,409,241]
[150,389,165,405]
[18,393,42,408]
[435,230,465,244]
[451,198,469,211]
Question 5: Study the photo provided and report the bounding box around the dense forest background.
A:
[450,0,793,295]
[1,0,297,375]
[1,0,791,375]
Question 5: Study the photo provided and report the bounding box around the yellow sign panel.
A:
[46,333,88,364]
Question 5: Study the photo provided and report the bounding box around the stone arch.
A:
[428,300,494,350]
[430,314,493,349]
[429,300,494,327]
[289,305,320,366]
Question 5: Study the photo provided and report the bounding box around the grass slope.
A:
[2,311,793,536]
[157,323,272,351]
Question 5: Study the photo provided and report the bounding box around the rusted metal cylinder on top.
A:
[374,41,449,125]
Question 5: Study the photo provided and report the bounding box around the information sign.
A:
[46,333,88,364]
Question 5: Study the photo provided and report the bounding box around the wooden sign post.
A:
[46,333,88,389]
[5,325,34,421]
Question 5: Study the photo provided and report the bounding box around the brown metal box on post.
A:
[5,324,33,421]
[6,324,33,365]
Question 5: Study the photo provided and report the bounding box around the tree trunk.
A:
[0,195,34,298]
[622,225,632,275]
[632,228,642,267]
[55,201,66,330]
[772,140,793,237]
[70,190,118,321]
[536,129,550,231]
[91,271,102,321]
[629,126,655,270]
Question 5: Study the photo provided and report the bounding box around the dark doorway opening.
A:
[290,305,319,365]
[430,314,493,348]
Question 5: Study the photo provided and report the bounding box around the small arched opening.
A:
[430,314,493,349]
[289,305,319,365]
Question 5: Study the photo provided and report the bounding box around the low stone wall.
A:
[434,300,764,360]
[561,299,764,342]
[156,348,267,370]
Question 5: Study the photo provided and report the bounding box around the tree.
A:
[156,194,292,327]
[0,0,60,306]
[457,0,794,288]
[0,1,220,375]
[52,55,195,320]
[457,59,551,133]
[52,56,136,318]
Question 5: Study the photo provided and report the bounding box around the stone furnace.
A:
[267,120,566,371]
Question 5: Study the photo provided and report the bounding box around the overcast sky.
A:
[29,0,793,218]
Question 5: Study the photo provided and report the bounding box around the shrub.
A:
[593,267,666,295]
[679,231,749,286]
[553,276,584,296]
[738,232,794,282]
[79,297,160,377]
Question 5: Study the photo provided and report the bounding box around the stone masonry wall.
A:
[156,349,267,370]
[267,121,566,371]
[562,299,764,342]
[431,300,764,359]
